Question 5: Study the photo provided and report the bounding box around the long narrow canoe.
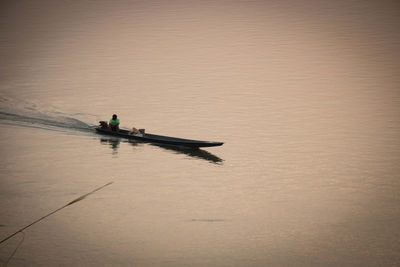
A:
[95,127,224,148]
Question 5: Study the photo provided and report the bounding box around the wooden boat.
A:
[95,122,223,149]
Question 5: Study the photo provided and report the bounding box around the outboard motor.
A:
[99,121,108,129]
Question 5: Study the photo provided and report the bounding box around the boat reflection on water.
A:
[146,142,224,164]
[99,137,223,164]
[100,138,122,155]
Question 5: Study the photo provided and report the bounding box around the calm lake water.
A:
[1,0,400,266]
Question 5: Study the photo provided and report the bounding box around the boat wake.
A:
[0,97,94,134]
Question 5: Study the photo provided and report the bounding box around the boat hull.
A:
[95,127,223,148]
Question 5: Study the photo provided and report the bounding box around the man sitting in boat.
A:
[109,114,120,132]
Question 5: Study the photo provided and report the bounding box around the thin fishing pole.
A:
[0,181,113,245]
[2,231,25,267]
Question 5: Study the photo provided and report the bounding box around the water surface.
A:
[1,0,400,266]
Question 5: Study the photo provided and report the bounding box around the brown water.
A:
[1,0,400,266]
